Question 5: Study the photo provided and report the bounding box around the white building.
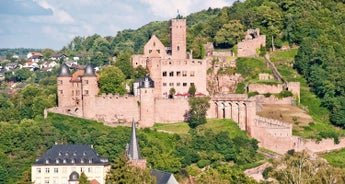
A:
[31,144,110,184]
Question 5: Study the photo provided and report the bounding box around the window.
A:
[71,159,75,164]
[177,46,180,51]
[59,90,63,95]
[176,83,181,86]
[36,178,41,184]
[190,71,195,77]
[54,168,58,173]
[81,159,84,164]
[182,71,187,77]
[63,159,67,164]
[190,83,195,86]
[162,71,167,77]
[56,159,59,164]
[37,168,41,173]
[176,71,181,77]
[45,168,50,173]
[45,160,49,164]
[44,178,49,184]
[163,83,167,86]
[76,90,80,96]
[169,83,174,86]
[53,177,58,184]
[62,167,67,173]
[89,159,93,164]
[84,90,89,95]
[169,72,174,77]
[183,83,187,87]
[84,80,88,84]
[153,42,156,46]
[88,167,92,173]
[58,80,63,85]
[72,90,74,96]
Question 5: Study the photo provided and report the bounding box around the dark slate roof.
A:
[84,64,96,76]
[58,63,71,77]
[134,75,154,88]
[32,144,109,166]
[126,121,142,160]
[151,169,176,184]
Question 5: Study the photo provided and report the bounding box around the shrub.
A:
[248,91,259,98]
[263,93,271,97]
[275,90,293,99]
[197,159,211,168]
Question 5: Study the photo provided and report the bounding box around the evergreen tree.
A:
[78,172,89,184]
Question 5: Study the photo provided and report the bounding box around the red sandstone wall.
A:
[154,98,189,123]
[294,138,345,153]
[248,84,284,94]
[237,35,266,57]
[250,95,294,105]
[91,95,140,124]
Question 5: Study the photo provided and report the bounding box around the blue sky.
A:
[0,0,235,50]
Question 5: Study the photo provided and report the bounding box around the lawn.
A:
[270,48,298,63]
[320,148,345,168]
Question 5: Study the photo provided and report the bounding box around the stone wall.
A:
[248,84,284,94]
[250,95,294,105]
[154,98,189,123]
[253,116,293,153]
[294,137,345,153]
[237,29,266,57]
[92,94,140,124]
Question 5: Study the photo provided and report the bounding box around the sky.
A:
[0,0,236,51]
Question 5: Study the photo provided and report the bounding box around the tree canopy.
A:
[98,66,126,94]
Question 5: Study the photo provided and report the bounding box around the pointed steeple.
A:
[127,120,141,160]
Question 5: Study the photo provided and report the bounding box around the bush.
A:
[248,91,259,98]
[235,82,245,94]
[263,93,271,97]
[275,90,293,99]
[197,159,211,168]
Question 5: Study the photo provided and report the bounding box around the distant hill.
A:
[0,48,43,57]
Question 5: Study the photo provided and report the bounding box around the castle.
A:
[54,18,308,154]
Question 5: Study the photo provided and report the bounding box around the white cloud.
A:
[139,0,234,18]
[32,0,75,24]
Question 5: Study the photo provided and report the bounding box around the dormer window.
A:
[81,159,84,164]
[88,159,92,164]
[71,159,75,164]
[58,152,62,156]
[63,159,67,164]
[73,152,76,156]
[45,159,49,164]
[65,152,69,156]
[83,152,86,156]
[56,159,60,164]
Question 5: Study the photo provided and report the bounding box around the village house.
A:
[27,52,43,63]
[31,144,110,184]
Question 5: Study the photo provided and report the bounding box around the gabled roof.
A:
[32,144,109,166]
[151,169,178,184]
[58,63,71,77]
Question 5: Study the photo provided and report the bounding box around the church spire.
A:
[127,120,141,160]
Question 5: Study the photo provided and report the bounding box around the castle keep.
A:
[54,18,308,154]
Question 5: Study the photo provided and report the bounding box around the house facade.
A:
[31,144,110,184]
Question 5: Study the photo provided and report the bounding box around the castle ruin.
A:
[53,18,310,154]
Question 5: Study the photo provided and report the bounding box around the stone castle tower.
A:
[81,65,98,118]
[171,18,187,59]
[139,76,155,127]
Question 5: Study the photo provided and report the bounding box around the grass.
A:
[270,48,298,62]
[153,122,190,134]
[236,57,272,80]
[153,119,249,139]
[320,148,345,168]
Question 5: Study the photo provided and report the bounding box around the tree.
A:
[98,66,127,95]
[187,97,210,128]
[214,20,244,48]
[269,150,345,184]
[78,172,89,184]
[114,52,134,79]
[15,68,31,82]
[106,154,154,184]
[188,84,196,97]
[169,88,176,98]
[42,48,55,60]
